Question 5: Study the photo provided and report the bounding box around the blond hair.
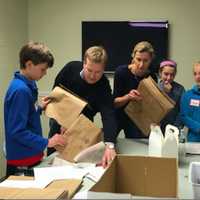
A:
[131,41,155,59]
[193,61,200,71]
[194,61,200,66]
[84,46,108,64]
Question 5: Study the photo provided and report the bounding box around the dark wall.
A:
[82,21,169,74]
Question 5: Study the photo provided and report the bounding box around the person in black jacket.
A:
[158,60,185,134]
[48,46,117,167]
[113,41,157,138]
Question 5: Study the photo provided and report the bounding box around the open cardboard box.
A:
[91,155,178,198]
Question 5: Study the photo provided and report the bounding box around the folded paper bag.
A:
[56,114,102,162]
[45,86,87,129]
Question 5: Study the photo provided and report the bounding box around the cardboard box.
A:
[125,76,175,136]
[0,176,82,199]
[91,155,178,198]
[0,187,68,199]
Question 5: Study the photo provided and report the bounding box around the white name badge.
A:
[190,99,200,107]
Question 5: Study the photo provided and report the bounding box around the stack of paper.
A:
[73,191,132,199]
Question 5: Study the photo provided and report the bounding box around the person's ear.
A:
[26,60,34,68]
[131,57,135,64]
[158,69,162,78]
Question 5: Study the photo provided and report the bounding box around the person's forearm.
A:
[114,95,130,108]
[182,115,200,133]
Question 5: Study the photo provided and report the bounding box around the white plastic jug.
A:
[178,129,186,164]
[148,124,164,157]
[165,124,179,144]
[162,125,178,158]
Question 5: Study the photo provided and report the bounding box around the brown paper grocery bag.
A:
[125,76,175,136]
[56,114,102,162]
[45,86,87,129]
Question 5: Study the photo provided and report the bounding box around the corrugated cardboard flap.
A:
[91,157,116,193]
[91,155,178,198]
[0,176,82,199]
[0,187,67,199]
[144,156,178,197]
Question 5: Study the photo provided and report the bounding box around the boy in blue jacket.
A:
[4,42,66,176]
[180,61,200,142]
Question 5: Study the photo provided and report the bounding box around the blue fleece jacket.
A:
[180,85,200,142]
[4,72,48,161]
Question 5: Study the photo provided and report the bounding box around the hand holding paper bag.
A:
[48,133,66,148]
[125,76,175,136]
[45,86,102,162]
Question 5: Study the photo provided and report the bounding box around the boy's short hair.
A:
[131,41,155,59]
[19,41,54,69]
[83,46,108,64]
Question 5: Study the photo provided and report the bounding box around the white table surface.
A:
[40,138,199,199]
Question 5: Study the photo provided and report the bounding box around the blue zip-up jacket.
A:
[4,72,48,161]
[180,85,200,142]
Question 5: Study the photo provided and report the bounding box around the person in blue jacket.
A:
[180,61,200,142]
[4,41,66,176]
[158,60,185,134]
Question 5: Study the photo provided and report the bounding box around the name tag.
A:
[190,99,200,107]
